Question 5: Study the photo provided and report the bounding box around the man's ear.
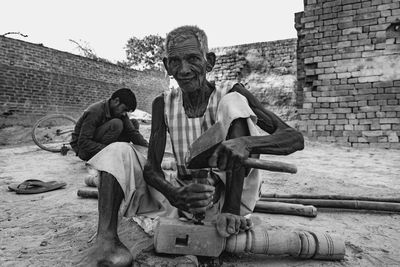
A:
[206,52,216,72]
[163,57,172,75]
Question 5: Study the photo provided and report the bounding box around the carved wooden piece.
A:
[154,218,345,260]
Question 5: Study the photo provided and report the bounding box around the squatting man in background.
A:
[78,25,304,266]
[70,88,148,161]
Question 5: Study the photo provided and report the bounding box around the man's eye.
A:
[169,58,179,65]
[188,56,199,62]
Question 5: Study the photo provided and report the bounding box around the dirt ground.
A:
[1,124,400,266]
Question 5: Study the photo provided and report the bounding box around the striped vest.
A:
[164,83,230,177]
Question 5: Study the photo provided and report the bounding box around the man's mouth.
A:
[177,76,195,83]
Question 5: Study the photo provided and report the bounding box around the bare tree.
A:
[69,39,111,63]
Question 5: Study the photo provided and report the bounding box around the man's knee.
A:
[94,119,123,144]
[98,118,124,135]
[78,150,92,161]
[107,118,124,132]
[217,92,256,139]
[227,118,250,139]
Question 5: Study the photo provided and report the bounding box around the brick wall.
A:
[296,0,400,148]
[0,36,169,126]
[209,39,297,112]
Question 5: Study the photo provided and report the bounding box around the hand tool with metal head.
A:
[185,121,297,174]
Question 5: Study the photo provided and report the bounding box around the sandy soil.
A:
[1,124,400,266]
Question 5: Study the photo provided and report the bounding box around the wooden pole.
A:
[260,198,400,212]
[261,193,400,203]
[254,201,317,217]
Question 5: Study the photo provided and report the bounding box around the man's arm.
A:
[121,115,149,147]
[143,95,214,213]
[230,83,304,155]
[77,111,107,156]
[143,95,179,204]
[209,83,304,171]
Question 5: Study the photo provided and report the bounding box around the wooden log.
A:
[77,189,98,199]
[154,217,345,260]
[260,198,400,212]
[254,201,317,217]
[261,193,400,203]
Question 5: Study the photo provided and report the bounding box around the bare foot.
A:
[76,236,133,267]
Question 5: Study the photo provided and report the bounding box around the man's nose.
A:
[179,60,191,76]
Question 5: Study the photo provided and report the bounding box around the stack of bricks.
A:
[296,0,400,148]
[0,36,168,126]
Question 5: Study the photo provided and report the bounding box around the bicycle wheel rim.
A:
[32,114,76,153]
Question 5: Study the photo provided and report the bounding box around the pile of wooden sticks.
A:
[77,189,400,217]
[255,192,400,217]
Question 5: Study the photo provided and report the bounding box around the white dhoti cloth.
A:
[87,92,262,221]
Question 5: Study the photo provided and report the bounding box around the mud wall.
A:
[209,39,298,120]
[296,0,400,148]
[0,36,169,126]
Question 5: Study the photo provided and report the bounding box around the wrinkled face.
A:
[165,36,208,93]
[110,98,130,118]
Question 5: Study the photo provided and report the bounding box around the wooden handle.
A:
[225,226,345,260]
[192,170,208,223]
[244,158,297,174]
[254,201,317,217]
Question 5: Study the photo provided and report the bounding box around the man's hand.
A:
[208,137,250,172]
[168,184,215,213]
[215,213,253,237]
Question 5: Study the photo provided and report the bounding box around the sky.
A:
[1,0,304,63]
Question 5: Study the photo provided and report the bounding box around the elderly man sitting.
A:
[80,25,304,267]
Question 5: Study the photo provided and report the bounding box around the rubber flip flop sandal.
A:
[8,179,67,194]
